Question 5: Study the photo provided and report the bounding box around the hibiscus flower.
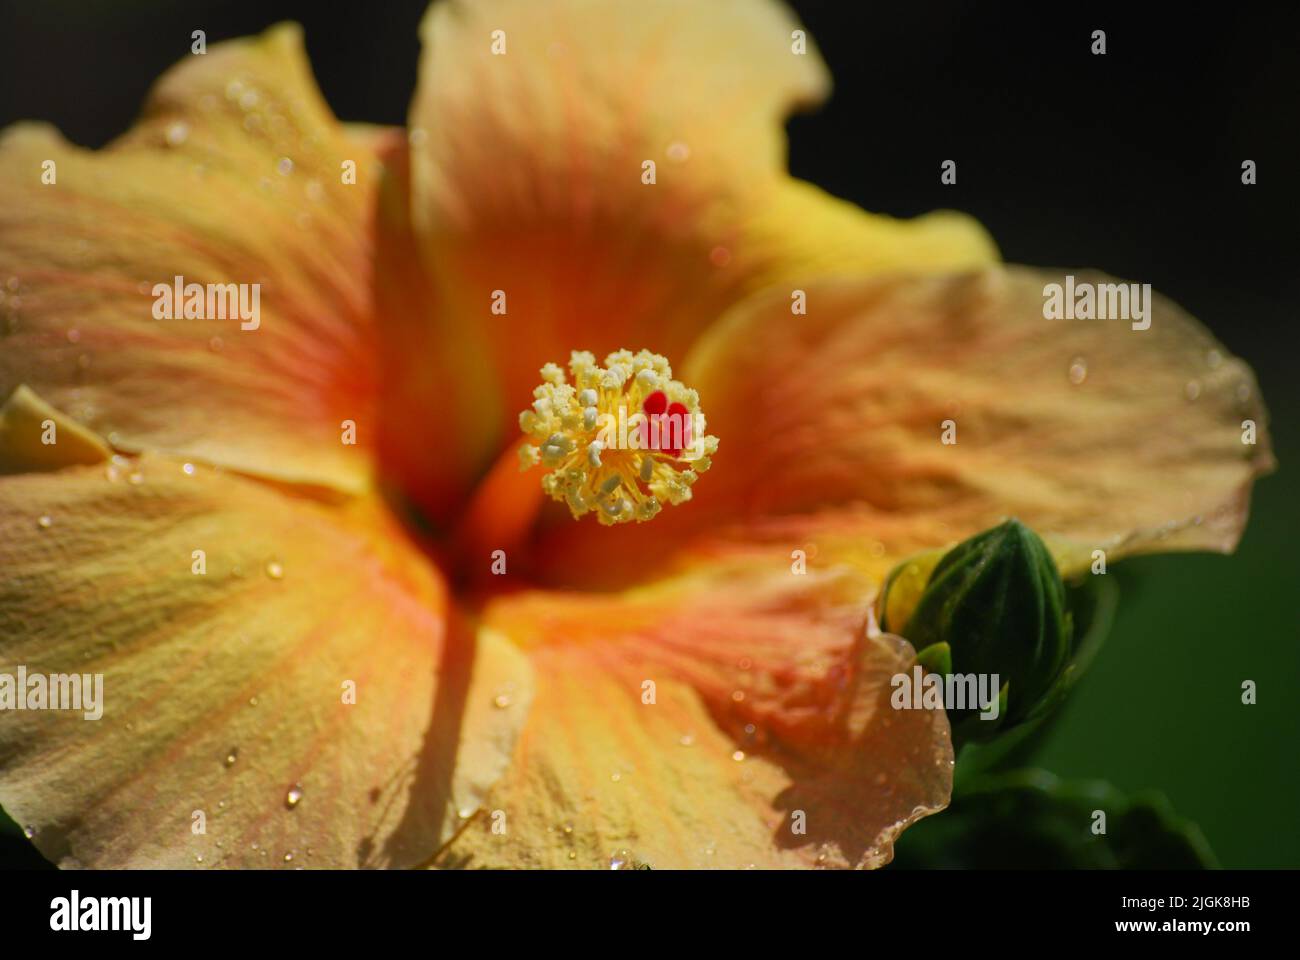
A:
[0,0,1272,869]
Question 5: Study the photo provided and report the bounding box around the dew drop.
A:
[737,657,752,671]
[285,784,303,809]
[182,462,196,476]
[731,689,745,703]
[208,336,224,352]
[492,693,512,709]
[283,851,294,863]
[732,750,746,762]
[248,695,259,707]
[666,141,690,162]
[239,90,260,111]
[1184,380,1202,401]
[408,127,428,147]
[609,849,634,870]
[22,825,35,839]
[562,822,573,835]
[1206,348,1223,369]
[276,156,294,176]
[36,515,52,530]
[165,122,190,147]
[709,245,732,268]
[65,328,80,343]
[305,179,324,202]
[224,748,238,767]
[567,850,577,860]
[1067,356,1088,385]
[265,560,284,580]
[678,734,694,747]
[457,806,473,820]
[195,854,204,864]
[610,772,622,783]
[127,470,145,486]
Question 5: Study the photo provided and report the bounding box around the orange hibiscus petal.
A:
[0,24,386,494]
[403,0,996,467]
[533,266,1273,587]
[0,440,531,868]
[434,560,951,869]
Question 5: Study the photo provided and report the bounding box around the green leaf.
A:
[889,768,1217,869]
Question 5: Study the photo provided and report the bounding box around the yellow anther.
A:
[518,349,719,525]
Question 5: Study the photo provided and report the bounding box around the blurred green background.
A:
[0,0,1296,868]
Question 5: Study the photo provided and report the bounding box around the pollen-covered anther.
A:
[517,349,720,525]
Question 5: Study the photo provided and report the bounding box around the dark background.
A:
[0,0,1296,868]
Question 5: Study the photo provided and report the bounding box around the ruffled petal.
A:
[433,561,951,869]
[402,0,996,472]
[531,267,1272,587]
[0,437,531,868]
[0,24,387,494]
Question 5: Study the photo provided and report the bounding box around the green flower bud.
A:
[884,518,1073,737]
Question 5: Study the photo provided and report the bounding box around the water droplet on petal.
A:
[65,328,80,343]
[732,750,746,762]
[224,748,238,767]
[182,462,196,476]
[666,141,690,162]
[208,336,224,352]
[265,560,284,580]
[567,850,577,860]
[165,122,190,147]
[283,851,294,863]
[1067,356,1088,385]
[610,772,622,783]
[1206,349,1223,369]
[1184,380,1202,401]
[709,246,732,268]
[678,734,694,747]
[36,515,52,529]
[22,825,35,839]
[276,156,294,176]
[104,455,129,482]
[285,784,303,809]
[492,693,512,709]
[248,695,259,707]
